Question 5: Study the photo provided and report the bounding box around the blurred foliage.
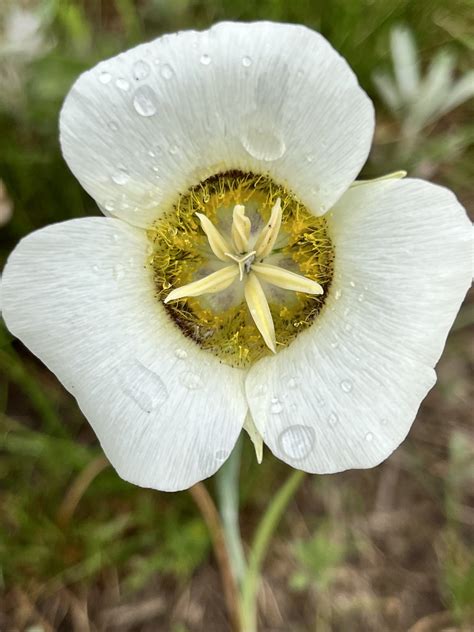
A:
[0,1,473,630]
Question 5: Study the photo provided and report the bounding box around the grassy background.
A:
[0,1,473,630]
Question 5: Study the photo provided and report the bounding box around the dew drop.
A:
[92,264,100,273]
[358,293,364,302]
[241,124,286,161]
[99,71,111,84]
[278,425,315,460]
[111,167,130,185]
[160,64,174,79]
[133,86,158,117]
[365,432,374,442]
[119,361,168,413]
[270,398,283,414]
[104,200,115,212]
[200,54,211,65]
[340,379,353,393]
[175,348,188,360]
[349,281,356,288]
[242,56,252,67]
[181,371,203,390]
[113,264,125,280]
[215,449,228,461]
[254,384,267,397]
[115,77,130,91]
[306,154,314,163]
[334,289,342,300]
[328,412,339,427]
[287,377,299,389]
[132,59,150,80]
[344,323,353,333]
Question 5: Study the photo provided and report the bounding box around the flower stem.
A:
[239,469,306,632]
[188,481,241,632]
[216,438,247,586]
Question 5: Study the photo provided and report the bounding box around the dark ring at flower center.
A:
[148,171,335,368]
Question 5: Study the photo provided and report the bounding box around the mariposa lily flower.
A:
[2,22,471,491]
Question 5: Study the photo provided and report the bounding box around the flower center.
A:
[148,171,334,368]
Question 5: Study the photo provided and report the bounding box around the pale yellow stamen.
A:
[231,204,251,253]
[164,265,238,303]
[254,197,282,259]
[164,195,325,353]
[244,272,276,353]
[251,263,324,295]
[195,212,231,261]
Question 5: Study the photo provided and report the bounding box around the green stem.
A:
[240,469,306,632]
[216,438,247,586]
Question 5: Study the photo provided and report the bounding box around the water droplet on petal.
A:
[328,412,339,427]
[340,379,353,393]
[111,167,130,185]
[306,154,314,163]
[108,121,119,132]
[278,425,315,459]
[215,449,228,461]
[119,361,168,413]
[344,323,353,333]
[241,124,286,161]
[104,200,115,212]
[160,64,174,79]
[358,293,364,302]
[254,384,267,397]
[181,371,203,390]
[133,85,158,117]
[175,348,188,359]
[270,400,283,414]
[349,281,356,288]
[115,77,130,91]
[113,264,125,280]
[287,377,299,389]
[200,54,211,65]
[99,71,111,84]
[365,432,374,442]
[334,289,342,300]
[380,418,388,426]
[132,59,150,80]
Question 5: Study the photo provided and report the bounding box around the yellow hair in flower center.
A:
[148,171,335,368]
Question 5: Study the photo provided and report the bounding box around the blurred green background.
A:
[0,1,473,631]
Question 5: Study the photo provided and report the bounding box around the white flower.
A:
[1,22,471,491]
[0,6,48,59]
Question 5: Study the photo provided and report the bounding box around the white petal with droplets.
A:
[60,21,374,228]
[246,178,472,472]
[1,218,247,491]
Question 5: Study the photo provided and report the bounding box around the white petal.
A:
[246,178,472,473]
[60,22,374,228]
[252,263,323,294]
[164,265,238,302]
[2,218,247,491]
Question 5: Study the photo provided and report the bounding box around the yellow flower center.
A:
[148,171,335,368]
